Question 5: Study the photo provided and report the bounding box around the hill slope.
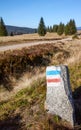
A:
[77,27,81,30]
[6,25,37,35]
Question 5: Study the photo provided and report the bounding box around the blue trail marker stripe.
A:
[46,70,61,76]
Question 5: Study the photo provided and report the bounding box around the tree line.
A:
[0,17,8,36]
[0,17,77,37]
[38,17,77,36]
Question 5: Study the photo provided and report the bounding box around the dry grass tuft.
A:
[0,32,65,45]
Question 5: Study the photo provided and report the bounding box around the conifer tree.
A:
[64,23,70,35]
[0,17,8,36]
[38,17,46,36]
[65,19,77,35]
[47,26,50,32]
[53,25,58,32]
[57,22,64,35]
[49,26,53,32]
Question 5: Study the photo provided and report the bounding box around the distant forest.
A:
[6,25,37,35]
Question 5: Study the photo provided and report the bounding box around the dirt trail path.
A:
[0,37,72,52]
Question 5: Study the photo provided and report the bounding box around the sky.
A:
[0,0,81,28]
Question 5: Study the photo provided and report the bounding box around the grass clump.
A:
[0,78,46,120]
[69,63,81,91]
[72,34,79,39]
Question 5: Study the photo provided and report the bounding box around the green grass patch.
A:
[69,63,81,91]
[0,77,46,120]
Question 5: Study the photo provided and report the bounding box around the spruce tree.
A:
[69,19,77,35]
[53,25,58,32]
[57,22,64,35]
[0,17,8,36]
[38,17,46,36]
[47,26,50,32]
[49,26,53,32]
[65,19,77,35]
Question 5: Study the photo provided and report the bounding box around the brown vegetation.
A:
[0,42,70,91]
[0,32,65,45]
[0,38,81,130]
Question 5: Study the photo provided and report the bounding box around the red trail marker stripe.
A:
[47,78,61,83]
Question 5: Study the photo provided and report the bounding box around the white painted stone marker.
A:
[45,65,75,126]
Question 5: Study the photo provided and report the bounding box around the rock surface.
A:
[45,65,75,126]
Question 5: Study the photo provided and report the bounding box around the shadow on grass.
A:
[73,86,81,126]
[47,114,73,130]
[0,114,23,130]
[0,57,50,91]
[0,74,13,91]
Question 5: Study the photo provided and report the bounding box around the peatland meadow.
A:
[0,33,81,130]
